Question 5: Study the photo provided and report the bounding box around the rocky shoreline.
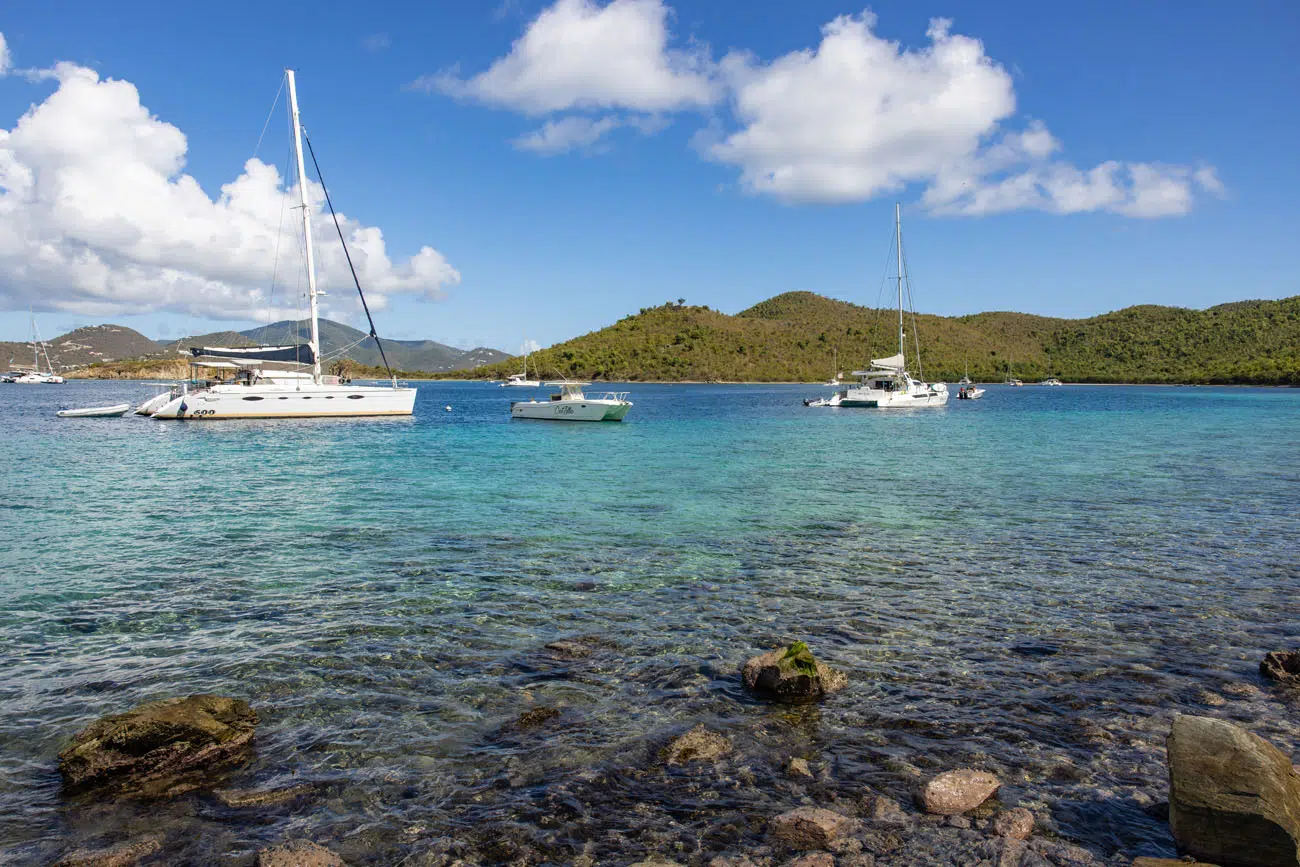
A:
[30,646,1300,866]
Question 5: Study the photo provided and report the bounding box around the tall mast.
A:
[286,69,322,383]
[895,203,904,362]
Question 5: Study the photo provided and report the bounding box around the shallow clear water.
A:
[0,381,1297,864]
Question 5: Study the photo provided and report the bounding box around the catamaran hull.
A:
[839,389,949,408]
[511,400,631,421]
[152,385,416,419]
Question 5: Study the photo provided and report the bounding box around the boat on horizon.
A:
[811,204,948,409]
[510,382,632,422]
[957,363,985,400]
[501,342,541,387]
[8,312,65,384]
[151,70,415,420]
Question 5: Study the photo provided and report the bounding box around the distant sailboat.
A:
[827,204,949,408]
[12,311,64,384]
[501,340,541,387]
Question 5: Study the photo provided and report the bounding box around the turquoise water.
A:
[1,381,1297,863]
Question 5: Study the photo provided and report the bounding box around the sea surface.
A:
[0,381,1297,864]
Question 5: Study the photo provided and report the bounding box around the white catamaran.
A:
[824,204,948,409]
[11,312,65,384]
[152,70,415,420]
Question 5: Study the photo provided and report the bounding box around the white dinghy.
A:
[511,382,632,422]
[57,404,131,418]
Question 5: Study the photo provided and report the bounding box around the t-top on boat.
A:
[510,382,632,422]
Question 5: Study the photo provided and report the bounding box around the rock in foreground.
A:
[1167,714,1300,867]
[918,769,1001,816]
[1261,650,1300,687]
[768,807,859,849]
[257,841,348,867]
[54,838,161,867]
[663,724,732,765]
[742,644,847,703]
[58,694,257,796]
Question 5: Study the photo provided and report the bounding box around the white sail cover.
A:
[871,353,905,370]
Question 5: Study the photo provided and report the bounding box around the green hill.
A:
[455,292,1300,385]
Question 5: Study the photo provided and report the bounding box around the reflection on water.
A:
[0,382,1297,863]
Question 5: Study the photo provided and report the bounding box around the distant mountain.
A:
[12,318,506,376]
[458,291,1300,385]
[236,319,509,372]
[1,324,160,371]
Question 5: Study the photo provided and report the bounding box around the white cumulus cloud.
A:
[420,0,717,114]
[0,46,459,320]
[708,13,1221,215]
[0,33,10,76]
[711,16,1016,203]
[514,115,623,153]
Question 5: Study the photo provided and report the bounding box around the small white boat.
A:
[1040,377,1063,387]
[804,392,842,408]
[135,391,175,416]
[57,404,131,418]
[511,382,632,422]
[500,341,541,387]
[957,385,985,400]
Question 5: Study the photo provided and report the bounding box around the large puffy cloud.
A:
[430,3,1219,216]
[0,49,459,320]
[422,0,717,114]
[710,13,1221,215]
[712,16,1015,203]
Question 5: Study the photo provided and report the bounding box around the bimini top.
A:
[190,344,315,364]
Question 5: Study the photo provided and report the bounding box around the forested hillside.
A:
[458,292,1300,385]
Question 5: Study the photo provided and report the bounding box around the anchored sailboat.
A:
[827,204,948,409]
[152,70,416,420]
[11,311,64,384]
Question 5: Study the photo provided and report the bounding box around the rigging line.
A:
[901,245,925,381]
[301,129,397,386]
[264,129,294,331]
[870,220,895,364]
[252,74,287,160]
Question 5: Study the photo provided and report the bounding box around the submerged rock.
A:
[542,635,616,660]
[786,757,814,779]
[785,854,834,867]
[1131,860,1219,867]
[1167,714,1300,867]
[257,841,348,867]
[991,807,1035,840]
[742,643,847,703]
[918,769,1001,816]
[868,795,910,828]
[663,724,732,765]
[768,806,859,849]
[508,706,562,731]
[58,694,257,796]
[54,837,161,867]
[1261,649,1300,687]
[214,783,315,808]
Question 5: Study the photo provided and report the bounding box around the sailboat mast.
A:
[895,203,904,362]
[286,69,322,384]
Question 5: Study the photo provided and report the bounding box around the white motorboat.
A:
[151,70,415,420]
[818,204,948,409]
[1040,377,1063,387]
[957,363,984,399]
[57,404,131,418]
[510,382,632,422]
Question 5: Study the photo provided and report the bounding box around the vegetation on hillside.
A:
[453,292,1300,385]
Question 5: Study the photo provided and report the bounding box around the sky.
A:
[0,0,1297,352]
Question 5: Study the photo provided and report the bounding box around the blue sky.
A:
[0,0,1296,352]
